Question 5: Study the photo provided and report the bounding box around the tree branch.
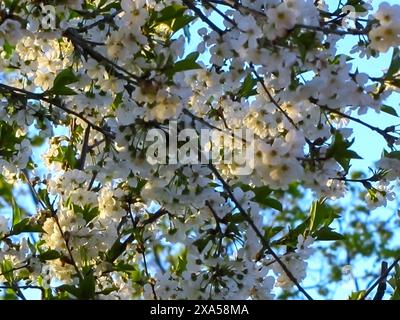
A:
[361,257,400,300]
[63,28,139,86]
[373,261,388,300]
[316,102,397,146]
[182,0,225,35]
[207,163,313,300]
[251,66,299,130]
[0,83,114,139]
[77,125,91,170]
[76,9,122,33]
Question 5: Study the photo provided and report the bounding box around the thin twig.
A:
[141,249,158,300]
[203,0,237,28]
[76,9,122,33]
[153,246,166,274]
[205,0,369,36]
[0,83,114,139]
[0,264,29,277]
[64,28,139,85]
[361,257,400,300]
[373,261,388,300]
[251,66,299,130]
[207,163,313,300]
[206,201,226,256]
[106,208,168,263]
[77,125,91,170]
[317,103,397,146]
[182,0,225,35]
[20,170,84,281]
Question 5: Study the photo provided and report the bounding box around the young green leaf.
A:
[11,198,22,227]
[166,52,201,78]
[39,250,61,261]
[48,68,79,95]
[314,226,345,241]
[381,105,399,117]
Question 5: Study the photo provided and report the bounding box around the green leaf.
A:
[389,264,400,300]
[53,69,79,88]
[3,41,15,59]
[0,122,25,161]
[1,259,14,283]
[228,213,246,224]
[175,251,188,276]
[38,188,53,209]
[381,105,399,117]
[292,31,317,62]
[57,284,81,299]
[11,198,22,227]
[384,150,400,160]
[309,200,327,231]
[239,184,281,210]
[263,226,284,240]
[239,184,272,196]
[57,268,96,299]
[111,92,123,111]
[171,15,195,32]
[80,270,96,299]
[386,48,400,79]
[348,290,366,300]
[313,226,345,241]
[345,0,368,13]
[165,52,201,77]
[157,4,187,22]
[262,198,283,211]
[50,86,77,96]
[193,235,212,253]
[387,78,400,89]
[153,4,194,34]
[131,178,147,195]
[114,262,137,272]
[39,250,61,261]
[238,74,257,98]
[30,135,46,146]
[326,131,362,172]
[275,221,309,248]
[12,218,44,234]
[83,206,100,223]
[6,0,21,12]
[74,204,99,223]
[131,270,143,282]
[0,177,13,205]
[60,144,78,169]
[48,69,79,95]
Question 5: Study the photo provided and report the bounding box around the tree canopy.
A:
[0,0,400,300]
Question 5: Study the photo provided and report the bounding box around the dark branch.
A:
[182,0,225,35]
[361,257,400,300]
[373,261,388,300]
[0,83,114,139]
[207,163,313,300]
[77,125,91,170]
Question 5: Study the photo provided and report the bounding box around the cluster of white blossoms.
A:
[369,2,400,52]
[271,235,315,289]
[0,0,399,300]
